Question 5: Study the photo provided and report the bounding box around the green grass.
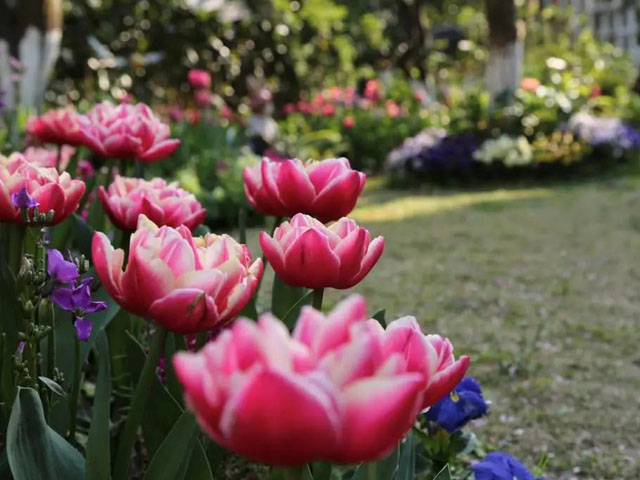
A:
[242,173,640,479]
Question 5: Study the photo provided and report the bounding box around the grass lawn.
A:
[247,173,640,479]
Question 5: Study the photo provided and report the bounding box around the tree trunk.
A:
[0,0,62,110]
[484,0,523,103]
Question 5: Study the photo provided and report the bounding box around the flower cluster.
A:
[174,295,469,465]
[569,112,640,155]
[386,128,447,171]
[474,135,533,167]
[405,132,481,175]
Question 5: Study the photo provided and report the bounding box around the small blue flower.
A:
[473,452,544,480]
[11,187,38,210]
[426,377,488,432]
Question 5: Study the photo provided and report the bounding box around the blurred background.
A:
[2,2,640,479]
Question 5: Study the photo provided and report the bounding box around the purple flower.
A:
[426,377,488,432]
[51,277,107,341]
[74,318,93,341]
[11,187,39,210]
[47,249,79,284]
[473,452,544,480]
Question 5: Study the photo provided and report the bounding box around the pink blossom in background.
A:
[81,102,180,163]
[23,145,76,171]
[26,109,87,146]
[188,69,212,90]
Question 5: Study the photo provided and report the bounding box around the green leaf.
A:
[86,331,111,480]
[7,388,85,480]
[282,290,314,328]
[272,274,307,326]
[142,411,199,480]
[372,309,387,328]
[80,284,120,364]
[37,377,67,398]
[126,334,215,478]
[311,461,331,480]
[351,448,398,480]
[432,464,451,480]
[70,213,95,258]
[183,440,215,480]
[395,433,415,480]
[164,333,187,403]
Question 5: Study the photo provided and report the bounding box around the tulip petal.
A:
[384,317,437,376]
[313,295,368,357]
[220,368,340,465]
[139,139,181,163]
[91,232,125,303]
[277,160,316,211]
[422,355,470,408]
[334,373,425,464]
[311,171,364,221]
[259,232,286,277]
[333,228,368,282]
[337,236,385,289]
[283,229,340,288]
[149,288,219,334]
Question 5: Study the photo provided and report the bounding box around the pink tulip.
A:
[23,145,76,171]
[342,115,355,129]
[26,109,87,146]
[364,79,381,102]
[174,295,470,465]
[92,215,263,333]
[77,160,95,180]
[188,69,212,90]
[81,102,180,163]
[0,153,85,225]
[520,77,541,93]
[194,90,213,107]
[385,100,401,118]
[260,214,384,289]
[243,157,366,222]
[98,176,207,232]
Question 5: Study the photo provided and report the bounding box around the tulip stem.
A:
[238,205,247,244]
[8,224,25,276]
[312,288,324,311]
[134,160,144,179]
[113,325,168,480]
[55,144,62,173]
[68,334,81,443]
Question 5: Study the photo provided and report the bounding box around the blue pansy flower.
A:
[473,452,544,480]
[426,377,488,432]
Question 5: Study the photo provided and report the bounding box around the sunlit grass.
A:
[353,188,552,223]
